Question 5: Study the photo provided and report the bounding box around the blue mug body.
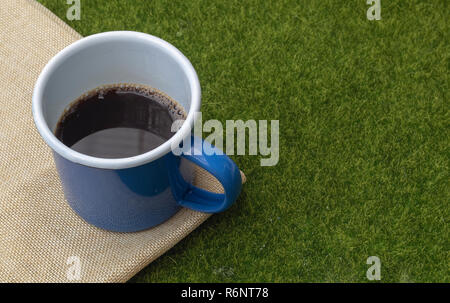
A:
[53,138,242,232]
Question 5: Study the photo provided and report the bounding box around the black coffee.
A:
[55,84,186,158]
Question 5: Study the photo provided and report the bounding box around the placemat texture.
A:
[0,0,245,282]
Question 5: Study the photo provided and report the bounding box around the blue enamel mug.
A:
[32,31,242,232]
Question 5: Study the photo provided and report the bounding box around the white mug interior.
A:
[32,31,200,169]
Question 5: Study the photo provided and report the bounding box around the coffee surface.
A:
[55,84,186,158]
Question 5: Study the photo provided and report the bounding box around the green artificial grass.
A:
[37,0,448,282]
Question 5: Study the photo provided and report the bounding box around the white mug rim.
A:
[32,31,200,170]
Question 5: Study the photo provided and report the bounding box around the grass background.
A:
[37,0,449,282]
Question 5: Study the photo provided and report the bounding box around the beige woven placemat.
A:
[0,0,245,283]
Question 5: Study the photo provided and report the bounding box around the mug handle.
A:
[175,136,242,213]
